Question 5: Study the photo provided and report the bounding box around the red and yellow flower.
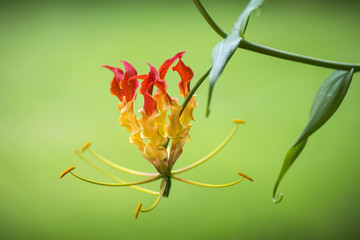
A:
[103,51,197,177]
[60,52,252,218]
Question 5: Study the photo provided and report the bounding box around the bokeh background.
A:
[1,0,360,239]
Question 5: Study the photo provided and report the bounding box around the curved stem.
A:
[193,0,228,38]
[239,40,360,72]
[180,66,212,117]
[193,0,360,72]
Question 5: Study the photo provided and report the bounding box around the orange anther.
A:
[134,203,142,219]
[81,142,92,152]
[232,119,246,124]
[60,166,76,179]
[237,172,253,182]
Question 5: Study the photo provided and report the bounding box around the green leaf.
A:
[273,139,307,203]
[273,69,354,203]
[234,0,265,37]
[207,32,241,117]
[206,0,265,116]
[296,69,354,144]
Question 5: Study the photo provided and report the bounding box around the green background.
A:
[1,0,360,239]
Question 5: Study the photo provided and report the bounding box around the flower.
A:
[60,52,252,218]
[103,51,197,178]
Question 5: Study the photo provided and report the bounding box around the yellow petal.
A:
[166,98,186,139]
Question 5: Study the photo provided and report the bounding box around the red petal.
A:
[172,58,194,97]
[102,65,125,100]
[140,64,158,116]
[158,51,185,80]
[120,61,140,102]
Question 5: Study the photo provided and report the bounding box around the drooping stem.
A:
[239,40,360,72]
[193,0,360,72]
[192,0,228,38]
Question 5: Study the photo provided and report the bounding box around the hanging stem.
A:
[239,40,360,72]
[193,0,360,72]
[192,0,228,38]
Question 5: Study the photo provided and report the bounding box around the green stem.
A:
[193,0,228,38]
[239,40,360,72]
[180,66,212,117]
[193,0,360,72]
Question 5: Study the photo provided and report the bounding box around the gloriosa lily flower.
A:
[60,52,252,218]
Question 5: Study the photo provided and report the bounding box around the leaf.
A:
[296,69,354,144]
[206,0,265,116]
[207,32,241,117]
[234,0,265,37]
[273,69,354,203]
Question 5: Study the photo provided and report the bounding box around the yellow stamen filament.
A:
[81,141,92,152]
[75,150,159,195]
[135,180,167,219]
[69,171,160,187]
[60,166,75,178]
[172,120,244,174]
[86,147,158,177]
[172,175,245,188]
[237,172,254,182]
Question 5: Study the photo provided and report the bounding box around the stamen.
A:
[75,150,159,195]
[86,147,158,177]
[69,171,160,187]
[232,119,246,124]
[172,120,244,174]
[81,141,92,152]
[135,179,167,219]
[237,172,254,181]
[134,203,142,219]
[60,166,75,178]
[172,174,245,188]
[172,173,244,188]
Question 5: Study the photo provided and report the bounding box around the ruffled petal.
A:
[119,61,140,102]
[139,64,158,116]
[118,98,145,152]
[153,91,170,137]
[172,58,194,97]
[180,96,198,128]
[159,51,185,80]
[102,65,125,100]
[166,98,186,139]
[138,108,168,163]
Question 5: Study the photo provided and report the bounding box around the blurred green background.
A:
[1,0,360,239]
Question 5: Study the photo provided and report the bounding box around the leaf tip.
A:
[206,108,211,118]
[272,192,283,204]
